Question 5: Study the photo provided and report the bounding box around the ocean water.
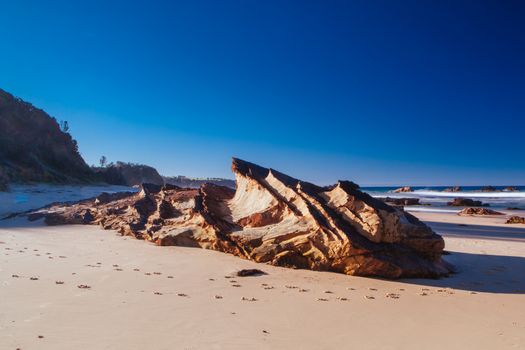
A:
[0,184,136,218]
[362,186,525,213]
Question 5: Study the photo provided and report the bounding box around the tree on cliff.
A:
[99,156,108,168]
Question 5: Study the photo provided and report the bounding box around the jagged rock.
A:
[393,186,413,193]
[458,208,504,216]
[27,158,452,279]
[503,186,518,192]
[379,197,420,206]
[506,216,525,224]
[443,186,462,192]
[480,186,497,192]
[447,198,488,207]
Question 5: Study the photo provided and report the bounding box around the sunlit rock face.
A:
[30,158,452,279]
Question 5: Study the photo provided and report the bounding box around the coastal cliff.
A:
[0,89,94,187]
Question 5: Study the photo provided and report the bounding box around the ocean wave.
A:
[411,190,525,198]
[370,190,525,199]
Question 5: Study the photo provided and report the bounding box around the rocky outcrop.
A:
[480,186,497,192]
[443,186,462,192]
[393,186,413,193]
[0,88,95,184]
[447,198,487,207]
[26,158,452,279]
[503,186,518,192]
[458,208,504,216]
[93,162,164,187]
[379,197,420,206]
[506,216,525,224]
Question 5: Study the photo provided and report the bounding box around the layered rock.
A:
[27,158,452,279]
[458,208,503,216]
[447,198,487,207]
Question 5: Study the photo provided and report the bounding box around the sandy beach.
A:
[1,212,524,350]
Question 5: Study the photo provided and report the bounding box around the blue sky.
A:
[1,1,524,185]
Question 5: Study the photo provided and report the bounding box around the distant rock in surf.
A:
[393,186,413,193]
[458,208,504,216]
[503,186,518,192]
[443,186,462,192]
[480,186,497,192]
[25,158,452,279]
[447,198,488,207]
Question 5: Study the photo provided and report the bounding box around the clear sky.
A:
[1,1,524,186]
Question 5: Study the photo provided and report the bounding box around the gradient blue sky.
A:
[1,1,524,185]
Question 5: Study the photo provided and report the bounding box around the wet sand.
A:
[1,213,525,349]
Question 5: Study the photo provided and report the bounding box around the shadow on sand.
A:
[402,251,525,294]
[402,220,525,294]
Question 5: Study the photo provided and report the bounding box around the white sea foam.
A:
[403,207,460,214]
[409,190,525,198]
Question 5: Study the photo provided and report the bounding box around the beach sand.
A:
[1,213,525,349]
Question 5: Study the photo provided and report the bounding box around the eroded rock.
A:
[27,158,452,279]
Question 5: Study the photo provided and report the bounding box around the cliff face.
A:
[0,89,94,185]
[94,162,164,187]
[31,158,452,279]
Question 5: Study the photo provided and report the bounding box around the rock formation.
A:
[503,186,518,192]
[443,186,462,192]
[458,208,504,216]
[379,197,420,206]
[506,216,525,224]
[27,158,452,279]
[447,198,487,207]
[393,186,413,193]
[480,186,497,192]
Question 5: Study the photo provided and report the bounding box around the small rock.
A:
[236,269,266,277]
